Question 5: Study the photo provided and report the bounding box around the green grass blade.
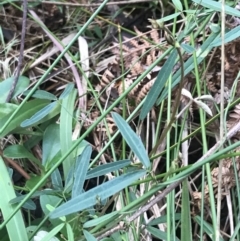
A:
[181,179,192,241]
[60,87,77,179]
[0,156,28,241]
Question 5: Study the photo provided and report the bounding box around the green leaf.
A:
[146,226,180,241]
[181,43,195,53]
[72,145,92,198]
[181,179,192,241]
[60,87,77,179]
[0,226,10,241]
[50,170,146,218]
[112,113,150,169]
[172,0,183,11]
[211,25,240,47]
[147,213,181,226]
[66,223,74,241]
[40,194,63,228]
[0,76,30,103]
[93,25,103,39]
[86,160,131,179]
[157,32,219,104]
[3,144,42,167]
[59,83,75,99]
[40,223,64,241]
[51,168,63,190]
[21,101,57,127]
[193,0,240,17]
[0,99,50,137]
[26,174,45,190]
[156,12,181,23]
[15,192,36,210]
[83,211,119,228]
[140,50,177,120]
[42,124,61,167]
[193,216,225,241]
[0,103,17,117]
[9,189,60,204]
[83,230,97,241]
[63,140,88,193]
[23,89,57,100]
[0,156,28,241]
[64,166,74,193]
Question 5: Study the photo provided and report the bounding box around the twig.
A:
[0,149,30,180]
[4,157,31,180]
[5,0,27,103]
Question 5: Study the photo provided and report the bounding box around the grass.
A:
[1,0,240,240]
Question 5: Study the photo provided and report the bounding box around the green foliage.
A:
[0,156,28,241]
[2,0,240,240]
[0,76,30,102]
[112,112,150,168]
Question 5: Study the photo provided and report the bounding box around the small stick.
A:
[5,0,27,103]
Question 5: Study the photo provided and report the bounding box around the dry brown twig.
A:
[5,0,27,102]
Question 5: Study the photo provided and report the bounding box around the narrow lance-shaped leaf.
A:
[112,112,150,168]
[23,89,57,100]
[172,0,183,11]
[42,124,60,167]
[140,49,177,120]
[39,223,64,241]
[0,76,30,103]
[193,0,240,17]
[3,144,41,166]
[50,170,146,218]
[51,168,63,190]
[86,160,131,179]
[0,99,50,137]
[83,230,97,241]
[21,101,57,128]
[66,223,74,241]
[72,145,92,198]
[211,25,240,47]
[60,87,77,179]
[0,156,28,241]
[59,83,75,99]
[83,211,119,228]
